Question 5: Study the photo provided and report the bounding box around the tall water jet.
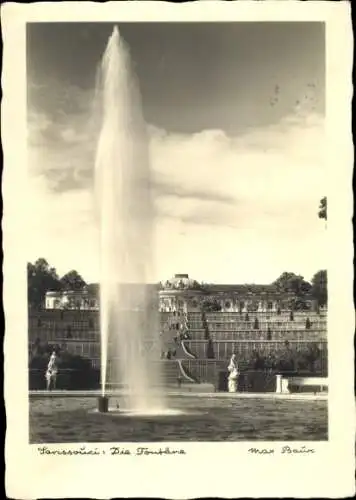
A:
[94,26,165,411]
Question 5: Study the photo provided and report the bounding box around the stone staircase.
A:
[160,360,197,385]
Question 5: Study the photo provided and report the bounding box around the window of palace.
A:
[82,343,90,356]
[75,344,83,356]
[225,301,231,309]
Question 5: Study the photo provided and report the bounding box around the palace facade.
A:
[44,273,317,313]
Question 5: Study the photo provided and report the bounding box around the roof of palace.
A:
[159,274,204,291]
[45,275,308,297]
[156,275,300,296]
[206,284,280,294]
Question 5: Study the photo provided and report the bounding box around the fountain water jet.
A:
[94,26,165,413]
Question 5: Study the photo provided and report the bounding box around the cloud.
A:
[149,111,325,231]
[25,174,99,281]
[26,83,326,283]
[27,80,97,191]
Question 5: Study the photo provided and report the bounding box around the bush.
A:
[206,339,215,359]
[29,343,99,390]
[238,343,326,376]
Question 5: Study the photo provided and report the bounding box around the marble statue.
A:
[227,353,239,392]
[45,351,58,391]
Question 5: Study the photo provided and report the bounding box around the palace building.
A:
[44,273,317,313]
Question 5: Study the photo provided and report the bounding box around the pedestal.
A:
[98,396,109,413]
[281,378,289,393]
[276,374,282,393]
[275,375,289,394]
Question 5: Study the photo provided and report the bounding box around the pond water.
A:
[29,395,327,443]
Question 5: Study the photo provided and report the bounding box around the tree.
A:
[27,258,61,309]
[206,338,215,359]
[60,270,87,291]
[318,197,327,221]
[85,283,99,296]
[288,297,311,311]
[273,272,312,310]
[311,270,327,307]
[273,272,312,296]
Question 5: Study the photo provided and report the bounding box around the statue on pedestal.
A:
[45,351,58,391]
[227,353,239,393]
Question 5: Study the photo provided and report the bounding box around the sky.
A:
[26,22,326,284]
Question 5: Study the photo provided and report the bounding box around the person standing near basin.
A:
[227,353,239,392]
[45,351,58,391]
